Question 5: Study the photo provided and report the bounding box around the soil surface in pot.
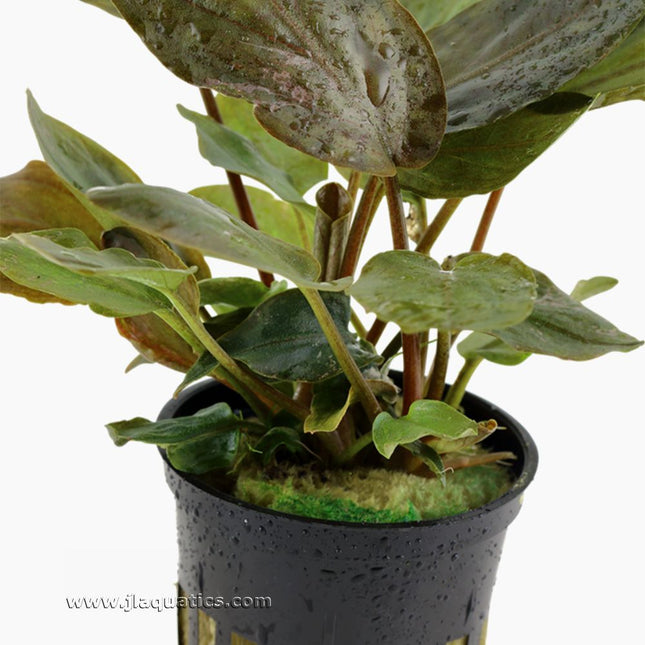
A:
[233,459,512,522]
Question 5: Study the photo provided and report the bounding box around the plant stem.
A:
[335,430,374,465]
[402,333,423,414]
[444,357,483,408]
[415,198,462,255]
[366,318,387,345]
[199,88,274,287]
[167,293,309,421]
[339,175,382,278]
[383,175,425,412]
[350,308,367,339]
[300,287,382,423]
[157,310,271,420]
[425,330,451,400]
[384,175,409,251]
[347,170,361,203]
[471,188,504,252]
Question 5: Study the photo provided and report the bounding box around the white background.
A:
[1,2,643,643]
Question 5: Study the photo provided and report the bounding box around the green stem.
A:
[425,330,451,400]
[166,293,309,421]
[300,287,381,423]
[415,198,462,255]
[350,308,367,339]
[444,357,483,409]
[157,310,271,421]
[335,430,374,465]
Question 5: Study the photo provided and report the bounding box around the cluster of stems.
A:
[173,89,506,464]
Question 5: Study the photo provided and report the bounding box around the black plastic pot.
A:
[160,380,538,645]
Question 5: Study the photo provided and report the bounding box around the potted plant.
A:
[1,0,643,643]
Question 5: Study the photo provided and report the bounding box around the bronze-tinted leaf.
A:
[560,17,645,108]
[430,0,643,131]
[111,0,447,174]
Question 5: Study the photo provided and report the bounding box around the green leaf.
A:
[430,0,643,131]
[398,93,592,198]
[373,400,479,459]
[561,18,645,108]
[399,0,483,31]
[570,276,619,302]
[191,185,314,251]
[350,251,537,333]
[15,229,195,292]
[27,91,141,191]
[218,289,380,382]
[180,106,308,205]
[304,376,354,434]
[88,184,350,290]
[458,274,621,365]
[254,427,308,466]
[198,277,287,313]
[107,402,242,474]
[426,419,498,454]
[458,332,530,366]
[111,0,446,175]
[216,94,327,195]
[0,232,171,316]
[79,0,122,18]
[107,402,240,444]
[491,270,643,360]
[401,441,445,483]
[165,432,239,474]
[174,352,219,396]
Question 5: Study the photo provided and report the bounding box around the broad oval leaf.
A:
[0,233,170,316]
[491,270,643,360]
[216,94,327,195]
[560,17,645,108]
[27,91,141,191]
[191,185,314,251]
[430,0,644,131]
[373,400,478,459]
[350,251,537,333]
[88,184,350,290]
[398,93,592,198]
[218,289,380,382]
[111,0,447,174]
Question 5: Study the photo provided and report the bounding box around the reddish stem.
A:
[200,88,274,287]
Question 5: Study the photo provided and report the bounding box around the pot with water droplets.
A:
[160,379,537,645]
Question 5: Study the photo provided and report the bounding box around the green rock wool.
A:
[234,462,513,523]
